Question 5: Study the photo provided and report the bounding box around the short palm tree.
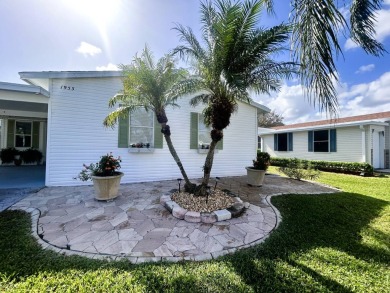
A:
[103,46,195,191]
[173,0,297,195]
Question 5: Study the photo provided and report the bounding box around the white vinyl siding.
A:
[262,126,363,162]
[46,77,258,186]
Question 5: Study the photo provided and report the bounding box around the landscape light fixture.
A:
[177,178,182,193]
[214,176,221,191]
[206,185,211,204]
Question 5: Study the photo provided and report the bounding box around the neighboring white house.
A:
[259,111,390,169]
[0,71,270,186]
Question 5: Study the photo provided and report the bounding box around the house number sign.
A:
[60,85,75,90]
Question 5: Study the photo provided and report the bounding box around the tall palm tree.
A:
[264,0,387,113]
[173,0,297,196]
[103,46,196,191]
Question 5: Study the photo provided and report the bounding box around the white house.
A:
[0,71,270,186]
[259,111,390,169]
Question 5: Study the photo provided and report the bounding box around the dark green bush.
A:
[252,151,271,170]
[0,147,19,164]
[279,158,320,180]
[20,148,43,164]
[271,157,374,176]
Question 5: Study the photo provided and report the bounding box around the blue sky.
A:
[1,0,389,124]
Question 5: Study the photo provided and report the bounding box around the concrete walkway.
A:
[9,175,337,263]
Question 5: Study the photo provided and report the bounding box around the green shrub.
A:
[0,147,19,164]
[252,151,271,170]
[271,157,374,176]
[20,148,43,164]
[279,158,320,180]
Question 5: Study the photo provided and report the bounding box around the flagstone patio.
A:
[9,174,337,263]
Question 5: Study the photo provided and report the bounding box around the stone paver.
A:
[9,175,338,262]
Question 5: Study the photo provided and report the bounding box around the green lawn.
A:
[1,170,389,292]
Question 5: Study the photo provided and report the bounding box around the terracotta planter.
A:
[91,172,124,201]
[245,167,266,187]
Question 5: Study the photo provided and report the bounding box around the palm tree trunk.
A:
[194,139,217,196]
[163,130,195,192]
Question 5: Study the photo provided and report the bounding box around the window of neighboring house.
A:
[15,121,32,147]
[313,130,329,152]
[129,108,154,147]
[274,133,293,151]
[258,136,261,149]
[308,129,337,152]
[198,114,211,149]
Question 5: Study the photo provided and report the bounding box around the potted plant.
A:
[245,151,270,186]
[75,153,123,201]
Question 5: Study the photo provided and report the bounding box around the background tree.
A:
[258,110,284,128]
[103,46,195,191]
[174,0,297,196]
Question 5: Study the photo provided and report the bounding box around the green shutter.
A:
[7,119,15,147]
[154,115,163,149]
[118,112,129,148]
[330,129,337,152]
[190,112,198,149]
[308,131,313,152]
[32,121,40,149]
[216,138,223,150]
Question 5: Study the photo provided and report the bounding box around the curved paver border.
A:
[8,178,339,264]
[8,201,278,264]
[160,193,248,223]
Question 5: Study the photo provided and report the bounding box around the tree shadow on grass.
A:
[226,192,389,292]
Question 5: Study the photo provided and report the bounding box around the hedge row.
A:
[270,157,374,176]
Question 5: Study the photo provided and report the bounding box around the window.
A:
[129,108,154,147]
[15,121,32,147]
[117,108,163,149]
[198,114,211,149]
[274,133,293,151]
[314,130,328,152]
[308,129,336,152]
[190,112,223,150]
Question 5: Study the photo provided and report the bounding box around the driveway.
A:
[0,165,45,212]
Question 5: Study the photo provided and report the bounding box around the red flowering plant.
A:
[75,153,122,181]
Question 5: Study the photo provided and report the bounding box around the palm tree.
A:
[173,0,297,196]
[265,0,387,113]
[103,46,196,191]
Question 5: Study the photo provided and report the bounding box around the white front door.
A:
[372,130,385,169]
[379,131,385,168]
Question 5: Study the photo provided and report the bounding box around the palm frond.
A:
[350,0,387,56]
[290,0,346,114]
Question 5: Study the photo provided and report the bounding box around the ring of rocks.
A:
[160,192,249,223]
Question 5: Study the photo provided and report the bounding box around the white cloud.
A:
[344,38,360,51]
[96,63,119,71]
[355,64,375,74]
[255,71,390,124]
[375,9,390,42]
[345,7,390,51]
[75,41,102,57]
